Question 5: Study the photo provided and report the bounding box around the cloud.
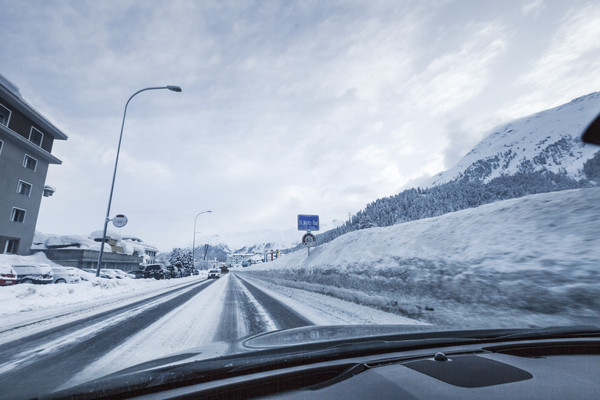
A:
[495,3,600,121]
[4,0,599,250]
[521,0,546,17]
[519,4,600,90]
[442,119,482,169]
[402,22,507,115]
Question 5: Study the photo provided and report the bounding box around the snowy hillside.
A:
[427,92,600,186]
[287,93,600,252]
[243,187,600,328]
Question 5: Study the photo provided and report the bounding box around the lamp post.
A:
[96,85,182,277]
[192,210,212,270]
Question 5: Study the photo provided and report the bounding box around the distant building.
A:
[41,248,143,272]
[0,75,67,255]
[34,232,152,271]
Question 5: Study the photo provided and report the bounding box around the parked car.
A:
[0,263,17,286]
[12,265,53,285]
[83,268,112,279]
[208,269,220,279]
[130,270,147,279]
[113,269,134,279]
[50,265,81,284]
[179,268,191,277]
[71,268,96,281]
[166,265,181,279]
[144,264,169,280]
[102,269,122,279]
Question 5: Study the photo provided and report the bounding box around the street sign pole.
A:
[298,214,319,256]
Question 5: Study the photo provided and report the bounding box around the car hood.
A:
[47,324,600,399]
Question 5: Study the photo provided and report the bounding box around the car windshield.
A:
[0,1,599,399]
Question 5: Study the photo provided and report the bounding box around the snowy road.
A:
[0,273,422,399]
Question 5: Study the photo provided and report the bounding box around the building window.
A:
[29,127,44,147]
[23,154,37,171]
[17,180,32,197]
[0,140,3,155]
[10,207,26,223]
[3,238,20,254]
[0,103,10,126]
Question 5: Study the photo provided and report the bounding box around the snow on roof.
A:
[0,73,22,98]
[32,231,158,256]
[90,230,122,242]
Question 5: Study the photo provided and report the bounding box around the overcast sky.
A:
[1,0,599,251]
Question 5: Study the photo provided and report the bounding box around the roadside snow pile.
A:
[0,252,205,317]
[242,188,600,328]
[0,252,64,269]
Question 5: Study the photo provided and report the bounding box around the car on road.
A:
[208,269,220,279]
[0,263,17,286]
[50,265,81,284]
[12,265,53,285]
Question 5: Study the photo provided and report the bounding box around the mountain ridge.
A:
[426,91,600,186]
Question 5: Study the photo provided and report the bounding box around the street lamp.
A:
[96,85,182,277]
[192,210,212,269]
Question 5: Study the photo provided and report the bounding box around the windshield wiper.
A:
[483,326,600,341]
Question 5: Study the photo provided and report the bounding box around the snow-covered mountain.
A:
[195,229,301,255]
[427,92,600,186]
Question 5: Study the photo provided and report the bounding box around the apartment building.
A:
[0,75,67,254]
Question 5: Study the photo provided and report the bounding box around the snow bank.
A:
[0,252,206,317]
[242,188,600,328]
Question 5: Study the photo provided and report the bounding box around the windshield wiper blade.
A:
[487,326,600,341]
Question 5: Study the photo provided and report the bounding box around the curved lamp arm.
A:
[96,85,182,277]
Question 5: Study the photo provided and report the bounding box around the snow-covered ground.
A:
[55,273,426,388]
[242,187,600,328]
[0,252,207,344]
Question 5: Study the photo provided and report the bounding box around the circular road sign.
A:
[112,214,128,228]
[302,233,316,247]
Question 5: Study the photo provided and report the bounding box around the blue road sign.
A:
[298,214,319,231]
